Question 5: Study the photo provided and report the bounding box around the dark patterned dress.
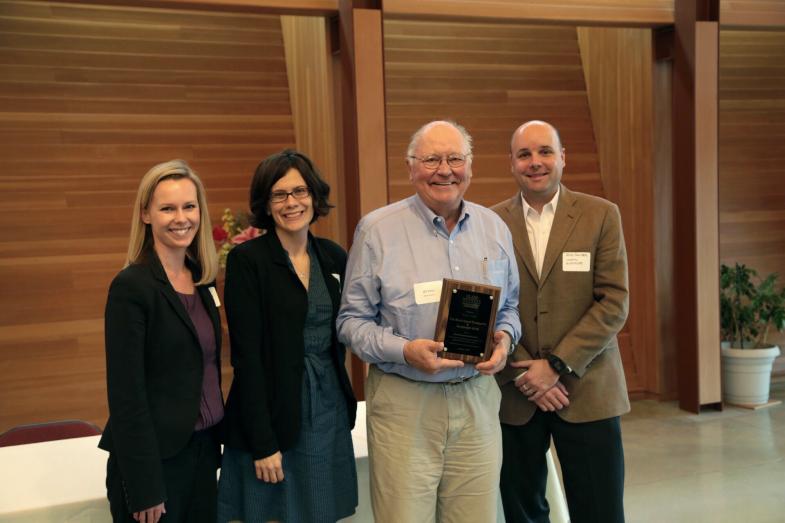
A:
[216,247,357,522]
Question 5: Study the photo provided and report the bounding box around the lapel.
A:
[267,228,341,313]
[148,254,201,344]
[266,228,295,272]
[503,195,538,283]
[266,228,309,295]
[539,185,581,286]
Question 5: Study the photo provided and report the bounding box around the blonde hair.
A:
[126,159,218,285]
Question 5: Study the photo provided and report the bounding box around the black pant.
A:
[107,427,220,523]
[500,411,625,523]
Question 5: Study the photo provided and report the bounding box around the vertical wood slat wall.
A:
[0,0,295,431]
[577,27,658,396]
[719,29,785,373]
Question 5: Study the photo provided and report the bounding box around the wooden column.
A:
[577,27,658,397]
[653,28,677,399]
[673,0,722,412]
[338,0,388,399]
[281,15,343,244]
[694,22,721,407]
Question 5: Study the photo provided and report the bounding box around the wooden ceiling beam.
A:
[34,0,339,16]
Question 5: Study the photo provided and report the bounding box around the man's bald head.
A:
[509,120,566,212]
[510,120,562,152]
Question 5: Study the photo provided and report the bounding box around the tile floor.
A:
[622,381,785,522]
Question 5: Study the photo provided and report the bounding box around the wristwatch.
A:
[546,354,571,376]
[502,330,516,355]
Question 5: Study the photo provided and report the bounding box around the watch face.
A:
[548,355,566,374]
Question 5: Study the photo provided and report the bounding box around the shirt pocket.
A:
[486,258,508,288]
[381,284,418,337]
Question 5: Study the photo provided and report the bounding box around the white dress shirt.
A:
[520,188,560,278]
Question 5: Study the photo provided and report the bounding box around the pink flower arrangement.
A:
[213,209,263,268]
[231,226,261,245]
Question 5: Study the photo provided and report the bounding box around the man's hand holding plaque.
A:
[434,278,502,364]
[402,338,465,374]
[475,330,512,375]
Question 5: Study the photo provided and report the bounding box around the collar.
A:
[145,250,202,285]
[266,227,334,271]
[520,186,560,217]
[411,193,470,231]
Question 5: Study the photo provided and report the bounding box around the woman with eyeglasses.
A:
[217,150,358,523]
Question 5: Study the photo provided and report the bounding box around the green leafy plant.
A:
[720,263,785,348]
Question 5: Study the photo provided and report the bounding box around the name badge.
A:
[208,286,221,307]
[414,280,443,305]
[562,252,590,272]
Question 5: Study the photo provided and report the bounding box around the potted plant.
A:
[719,263,785,405]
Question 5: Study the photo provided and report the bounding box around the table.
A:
[0,434,109,522]
[0,402,567,522]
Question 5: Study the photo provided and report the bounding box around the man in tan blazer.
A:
[491,120,630,523]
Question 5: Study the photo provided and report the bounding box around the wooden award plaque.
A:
[434,278,501,364]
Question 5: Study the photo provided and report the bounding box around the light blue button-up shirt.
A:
[337,194,521,383]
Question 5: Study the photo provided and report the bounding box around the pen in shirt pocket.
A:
[482,257,488,278]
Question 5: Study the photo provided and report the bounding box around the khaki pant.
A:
[365,365,502,523]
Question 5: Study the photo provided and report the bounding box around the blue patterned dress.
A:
[217,247,358,522]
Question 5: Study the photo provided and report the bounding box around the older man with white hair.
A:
[337,120,521,522]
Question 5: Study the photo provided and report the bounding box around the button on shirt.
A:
[521,187,559,278]
[337,194,521,383]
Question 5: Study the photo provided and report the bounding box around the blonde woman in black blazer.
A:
[217,150,357,523]
[100,160,224,523]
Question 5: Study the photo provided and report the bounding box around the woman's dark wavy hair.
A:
[249,149,333,230]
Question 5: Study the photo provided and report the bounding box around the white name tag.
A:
[414,280,443,305]
[208,286,221,307]
[562,252,590,272]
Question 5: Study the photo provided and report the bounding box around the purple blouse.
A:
[177,291,224,430]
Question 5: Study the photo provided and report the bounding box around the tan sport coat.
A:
[491,185,630,425]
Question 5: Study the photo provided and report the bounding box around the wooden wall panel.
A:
[383,0,674,27]
[721,0,785,28]
[577,27,658,396]
[281,15,344,245]
[719,29,785,374]
[384,19,656,395]
[383,19,602,208]
[37,0,339,15]
[0,0,295,431]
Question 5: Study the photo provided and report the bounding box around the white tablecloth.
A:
[0,402,567,522]
[0,434,109,522]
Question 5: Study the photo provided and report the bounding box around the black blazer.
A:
[98,254,222,512]
[221,229,357,460]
